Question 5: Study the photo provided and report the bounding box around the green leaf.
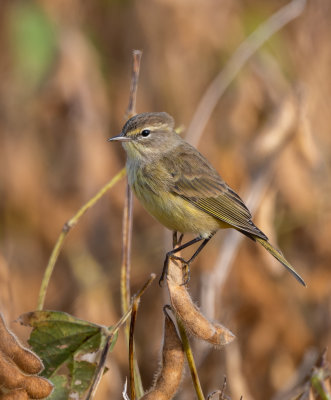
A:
[19,310,117,399]
[21,310,103,377]
[47,375,69,400]
[69,360,97,396]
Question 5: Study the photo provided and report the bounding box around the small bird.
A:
[108,112,305,286]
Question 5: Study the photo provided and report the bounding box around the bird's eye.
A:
[141,129,151,137]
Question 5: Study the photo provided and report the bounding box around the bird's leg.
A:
[159,236,203,286]
[172,231,178,248]
[172,231,184,248]
[177,233,184,246]
[181,237,212,284]
[159,235,215,286]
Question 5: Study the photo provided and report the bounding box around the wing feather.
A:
[161,145,267,240]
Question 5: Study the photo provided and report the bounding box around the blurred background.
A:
[0,0,330,399]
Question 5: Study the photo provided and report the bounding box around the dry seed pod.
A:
[21,376,53,399]
[0,389,29,400]
[0,351,53,399]
[141,309,184,400]
[167,258,235,347]
[0,314,43,375]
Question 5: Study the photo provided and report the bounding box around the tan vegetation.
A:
[0,315,52,399]
[140,308,185,400]
[0,0,330,399]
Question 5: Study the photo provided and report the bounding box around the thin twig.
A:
[135,273,156,299]
[121,50,142,315]
[120,49,144,399]
[311,367,331,400]
[176,316,205,400]
[85,273,155,400]
[121,183,133,315]
[86,333,116,400]
[86,308,133,400]
[185,0,306,147]
[207,379,231,400]
[120,50,142,316]
[37,168,126,311]
[129,298,140,400]
[126,50,143,119]
[127,273,156,399]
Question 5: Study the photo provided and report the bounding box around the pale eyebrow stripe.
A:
[127,128,141,136]
[127,124,167,136]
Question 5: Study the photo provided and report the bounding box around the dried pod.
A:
[0,351,28,391]
[21,376,53,399]
[167,259,235,347]
[0,389,29,400]
[0,314,43,375]
[0,351,53,399]
[141,309,184,400]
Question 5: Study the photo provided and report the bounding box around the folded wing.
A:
[162,145,267,240]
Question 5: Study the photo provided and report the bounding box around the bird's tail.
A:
[255,236,306,287]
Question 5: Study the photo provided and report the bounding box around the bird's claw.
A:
[159,254,191,287]
[181,263,190,286]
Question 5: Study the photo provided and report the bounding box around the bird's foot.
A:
[159,254,190,287]
[181,262,190,286]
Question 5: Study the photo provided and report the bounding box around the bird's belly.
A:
[132,183,222,237]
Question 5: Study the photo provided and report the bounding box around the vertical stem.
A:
[121,183,133,315]
[120,49,144,399]
[129,299,139,400]
[120,49,142,315]
[176,317,205,400]
[126,50,143,119]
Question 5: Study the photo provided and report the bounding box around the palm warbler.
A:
[108,112,305,286]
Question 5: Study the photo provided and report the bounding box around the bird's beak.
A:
[107,133,132,142]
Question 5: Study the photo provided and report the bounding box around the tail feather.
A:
[255,237,306,287]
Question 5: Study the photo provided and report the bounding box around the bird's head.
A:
[108,112,180,160]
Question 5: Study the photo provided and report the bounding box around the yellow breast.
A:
[128,161,223,237]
